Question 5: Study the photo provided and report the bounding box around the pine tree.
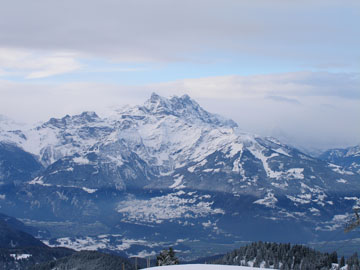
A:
[340,256,345,268]
[156,247,179,266]
[330,251,338,264]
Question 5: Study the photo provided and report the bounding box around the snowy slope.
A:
[0,112,114,166]
[319,145,360,174]
[148,265,271,270]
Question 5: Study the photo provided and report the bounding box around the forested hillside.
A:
[212,241,358,270]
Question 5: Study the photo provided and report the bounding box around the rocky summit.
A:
[0,93,359,259]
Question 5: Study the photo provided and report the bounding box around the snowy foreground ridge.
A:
[148,265,271,270]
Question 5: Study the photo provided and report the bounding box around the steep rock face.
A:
[319,145,360,174]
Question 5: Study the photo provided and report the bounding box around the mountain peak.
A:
[142,93,237,128]
[144,92,171,113]
[78,111,99,121]
[149,92,163,101]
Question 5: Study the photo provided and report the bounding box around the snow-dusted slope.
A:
[148,265,271,270]
[107,94,257,176]
[319,145,360,174]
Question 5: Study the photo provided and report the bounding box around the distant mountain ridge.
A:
[0,217,46,249]
[0,212,75,269]
[319,145,360,174]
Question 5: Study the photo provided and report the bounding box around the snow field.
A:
[147,265,271,270]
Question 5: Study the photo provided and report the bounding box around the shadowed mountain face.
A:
[0,93,359,259]
[0,213,128,270]
[0,142,43,185]
[0,219,46,249]
[0,213,50,241]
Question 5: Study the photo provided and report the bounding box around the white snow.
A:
[45,234,168,257]
[28,177,52,186]
[344,197,360,208]
[345,196,359,201]
[73,156,91,165]
[336,179,347,184]
[254,192,278,208]
[107,155,124,167]
[169,175,185,189]
[316,214,351,231]
[285,168,304,180]
[188,159,208,173]
[273,148,291,157]
[232,156,246,181]
[82,187,97,193]
[249,145,304,182]
[271,182,288,189]
[249,147,282,179]
[147,265,271,270]
[117,192,224,223]
[46,236,107,251]
[328,163,354,175]
[131,250,157,258]
[10,254,32,260]
[227,142,244,158]
[287,195,311,205]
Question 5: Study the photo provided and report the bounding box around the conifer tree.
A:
[340,256,345,268]
[156,247,179,266]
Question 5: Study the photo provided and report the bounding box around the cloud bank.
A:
[0,0,358,70]
[0,71,358,150]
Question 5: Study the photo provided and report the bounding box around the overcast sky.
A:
[0,0,359,151]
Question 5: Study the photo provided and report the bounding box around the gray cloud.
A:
[151,71,360,100]
[0,0,359,68]
[266,95,301,105]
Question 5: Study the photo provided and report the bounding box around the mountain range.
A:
[0,93,359,259]
[319,145,360,175]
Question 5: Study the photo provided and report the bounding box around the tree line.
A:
[212,241,359,270]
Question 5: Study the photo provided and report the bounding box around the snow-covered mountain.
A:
[319,145,360,174]
[2,93,357,194]
[0,93,359,259]
[150,266,270,270]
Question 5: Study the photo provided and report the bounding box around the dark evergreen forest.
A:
[212,241,359,270]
